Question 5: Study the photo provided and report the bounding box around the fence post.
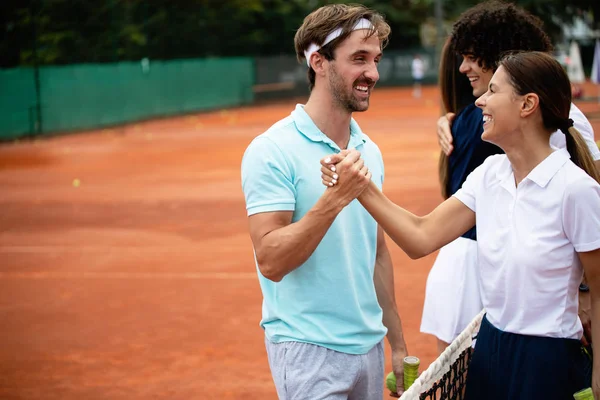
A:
[32,0,43,135]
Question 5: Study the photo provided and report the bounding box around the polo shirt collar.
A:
[526,148,571,188]
[291,104,367,151]
[497,148,571,191]
[496,157,516,193]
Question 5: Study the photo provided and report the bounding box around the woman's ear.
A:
[520,93,539,118]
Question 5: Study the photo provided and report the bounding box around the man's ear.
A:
[520,93,539,118]
[310,53,327,77]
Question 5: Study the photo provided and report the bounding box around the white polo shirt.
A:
[454,149,600,339]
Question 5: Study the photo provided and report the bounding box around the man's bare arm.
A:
[249,150,371,282]
[373,227,407,396]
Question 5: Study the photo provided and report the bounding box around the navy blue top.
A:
[446,104,503,241]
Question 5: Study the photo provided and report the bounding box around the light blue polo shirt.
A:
[241,104,387,355]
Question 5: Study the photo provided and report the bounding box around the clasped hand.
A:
[319,149,371,206]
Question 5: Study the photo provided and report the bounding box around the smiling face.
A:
[327,29,381,112]
[459,54,494,97]
[475,66,523,146]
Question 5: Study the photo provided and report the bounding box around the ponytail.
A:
[564,127,600,184]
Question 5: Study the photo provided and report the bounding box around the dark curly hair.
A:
[451,1,553,71]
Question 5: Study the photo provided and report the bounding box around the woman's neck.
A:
[503,127,554,186]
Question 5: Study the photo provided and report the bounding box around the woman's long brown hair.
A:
[438,39,476,198]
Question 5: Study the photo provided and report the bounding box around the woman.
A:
[321,52,600,399]
[421,38,502,355]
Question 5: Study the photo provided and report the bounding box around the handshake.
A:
[320,149,372,208]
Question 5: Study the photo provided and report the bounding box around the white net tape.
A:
[400,309,485,400]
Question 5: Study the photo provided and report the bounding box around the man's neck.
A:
[303,90,352,150]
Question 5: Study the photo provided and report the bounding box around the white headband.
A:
[303,18,374,67]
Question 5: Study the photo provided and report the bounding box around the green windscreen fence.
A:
[254,48,439,102]
[0,68,38,138]
[0,57,253,139]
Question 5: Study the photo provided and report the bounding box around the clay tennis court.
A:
[0,84,598,400]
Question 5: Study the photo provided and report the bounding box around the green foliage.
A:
[1,0,597,67]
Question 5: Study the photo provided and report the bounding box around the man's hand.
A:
[579,289,592,346]
[437,113,455,156]
[389,348,409,397]
[319,150,371,206]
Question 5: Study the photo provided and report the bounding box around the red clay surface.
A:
[0,83,599,400]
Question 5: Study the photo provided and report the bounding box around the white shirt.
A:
[454,149,600,339]
[411,58,425,80]
[551,103,600,161]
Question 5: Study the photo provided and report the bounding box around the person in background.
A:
[411,53,425,98]
[419,37,486,355]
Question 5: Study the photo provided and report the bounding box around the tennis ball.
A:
[385,371,396,393]
[72,178,80,188]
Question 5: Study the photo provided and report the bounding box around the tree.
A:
[2,0,597,68]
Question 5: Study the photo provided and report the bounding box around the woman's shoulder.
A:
[561,162,600,196]
[464,153,509,188]
[478,152,508,171]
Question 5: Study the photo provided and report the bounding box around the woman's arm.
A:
[357,181,475,259]
[320,153,476,258]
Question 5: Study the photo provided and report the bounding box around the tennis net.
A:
[400,309,485,400]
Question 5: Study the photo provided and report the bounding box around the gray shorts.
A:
[264,336,384,400]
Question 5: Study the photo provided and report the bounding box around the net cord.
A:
[399,309,486,400]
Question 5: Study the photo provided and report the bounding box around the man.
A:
[429,0,600,351]
[411,54,425,98]
[241,4,408,399]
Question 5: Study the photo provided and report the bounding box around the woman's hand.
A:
[320,149,356,187]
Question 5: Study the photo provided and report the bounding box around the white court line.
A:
[0,246,241,253]
[0,271,257,280]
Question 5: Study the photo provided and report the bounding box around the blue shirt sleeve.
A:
[241,136,296,216]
